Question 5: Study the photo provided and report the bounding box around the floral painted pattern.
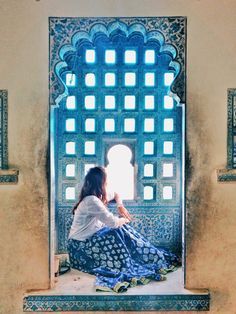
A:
[68,224,180,292]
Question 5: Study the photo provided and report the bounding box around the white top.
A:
[68,195,126,241]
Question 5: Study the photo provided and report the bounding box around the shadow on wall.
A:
[185,92,215,247]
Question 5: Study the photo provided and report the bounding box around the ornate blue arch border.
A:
[49,16,186,107]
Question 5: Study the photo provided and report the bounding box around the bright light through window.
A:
[66,164,75,177]
[144,49,155,64]
[105,73,116,86]
[164,95,174,109]
[144,95,155,110]
[85,49,96,63]
[65,187,75,200]
[105,49,116,64]
[85,73,96,86]
[66,96,76,110]
[85,95,95,110]
[124,95,136,110]
[65,118,75,132]
[125,50,136,64]
[66,142,75,155]
[105,95,116,109]
[164,72,174,86]
[125,72,136,86]
[163,186,173,200]
[66,73,76,86]
[106,144,134,200]
[144,186,153,200]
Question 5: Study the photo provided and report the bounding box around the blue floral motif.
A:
[68,224,180,292]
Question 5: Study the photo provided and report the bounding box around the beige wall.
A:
[0,0,236,313]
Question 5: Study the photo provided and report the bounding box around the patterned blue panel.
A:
[0,171,18,184]
[49,17,186,104]
[0,91,19,184]
[50,17,185,254]
[23,293,210,312]
[0,90,8,169]
[227,89,236,169]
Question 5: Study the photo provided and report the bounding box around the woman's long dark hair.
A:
[72,166,107,215]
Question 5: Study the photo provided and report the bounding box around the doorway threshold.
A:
[23,268,210,311]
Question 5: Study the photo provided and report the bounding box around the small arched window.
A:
[106,144,134,200]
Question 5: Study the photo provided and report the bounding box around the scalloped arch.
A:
[54,20,181,106]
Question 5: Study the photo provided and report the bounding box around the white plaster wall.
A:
[0,0,236,313]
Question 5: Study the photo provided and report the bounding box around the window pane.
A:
[65,118,75,132]
[124,50,136,64]
[144,95,155,110]
[66,164,75,177]
[124,95,136,110]
[144,164,154,177]
[163,163,173,177]
[105,49,116,64]
[144,186,153,200]
[106,144,134,200]
[105,95,115,109]
[125,72,136,86]
[163,186,173,200]
[65,187,75,200]
[145,72,155,86]
[164,96,174,109]
[85,49,96,63]
[85,95,95,110]
[104,118,115,132]
[66,142,75,155]
[164,72,174,86]
[163,141,173,154]
[105,73,116,86]
[66,96,76,110]
[164,118,174,132]
[124,118,135,132]
[85,73,96,87]
[66,73,76,86]
[144,118,155,132]
[144,141,154,155]
[84,141,95,155]
[84,163,95,174]
[85,118,95,132]
[145,49,155,64]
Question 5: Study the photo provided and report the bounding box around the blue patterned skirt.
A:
[68,224,180,292]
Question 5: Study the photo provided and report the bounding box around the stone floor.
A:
[34,267,204,296]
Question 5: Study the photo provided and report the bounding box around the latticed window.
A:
[51,17,185,253]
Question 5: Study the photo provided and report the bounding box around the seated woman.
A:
[68,166,180,293]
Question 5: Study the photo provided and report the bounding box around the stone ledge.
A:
[0,169,19,184]
[23,292,210,312]
[217,168,236,182]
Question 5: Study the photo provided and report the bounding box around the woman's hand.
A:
[117,205,132,222]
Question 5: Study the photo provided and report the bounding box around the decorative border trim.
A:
[217,168,236,182]
[0,90,8,169]
[217,89,236,182]
[227,88,236,169]
[0,169,19,184]
[23,293,210,312]
[0,90,19,184]
[49,16,186,105]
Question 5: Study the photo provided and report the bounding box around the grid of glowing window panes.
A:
[60,39,180,204]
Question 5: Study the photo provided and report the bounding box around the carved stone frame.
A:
[0,90,19,184]
[217,88,236,182]
[22,16,210,312]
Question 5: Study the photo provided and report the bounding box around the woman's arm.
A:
[114,192,132,221]
[89,196,129,228]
